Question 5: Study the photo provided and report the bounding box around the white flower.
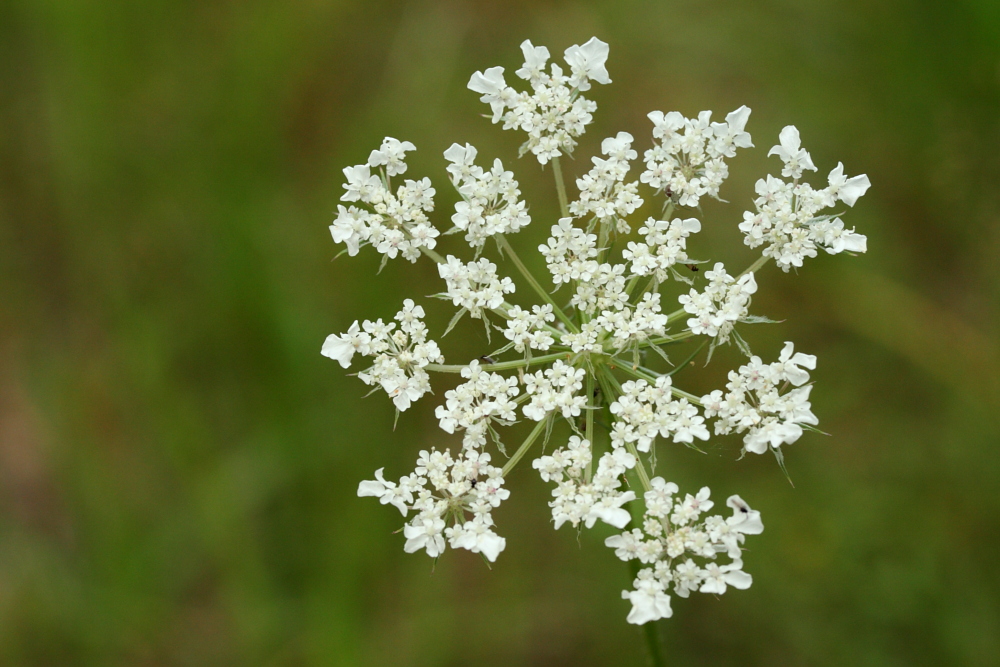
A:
[327,301,442,411]
[334,37,869,623]
[534,436,637,531]
[438,255,515,318]
[444,145,531,247]
[367,137,416,177]
[678,263,757,345]
[467,66,509,121]
[774,341,817,386]
[623,570,673,624]
[404,515,447,557]
[563,37,611,90]
[826,162,871,207]
[607,482,762,623]
[363,447,511,562]
[447,517,507,562]
[702,343,819,454]
[503,304,555,353]
[435,360,520,449]
[641,107,753,207]
[609,377,710,452]
[443,142,479,183]
[515,40,550,82]
[522,361,587,421]
[726,495,764,535]
[357,468,411,515]
[468,38,607,163]
[321,320,363,368]
[333,143,438,263]
[767,125,817,179]
[699,560,752,595]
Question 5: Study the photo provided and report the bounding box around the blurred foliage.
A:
[1,0,999,665]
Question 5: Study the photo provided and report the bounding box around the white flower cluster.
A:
[359,447,510,562]
[443,143,530,248]
[321,299,442,411]
[569,131,643,226]
[502,304,555,354]
[435,360,520,450]
[640,107,753,207]
[606,481,763,624]
[559,292,670,356]
[702,342,818,455]
[532,436,637,530]
[609,376,709,451]
[325,37,871,629]
[333,137,439,262]
[740,126,871,271]
[522,360,587,421]
[594,292,669,351]
[678,263,758,344]
[539,217,599,286]
[437,255,515,319]
[571,261,628,315]
[468,38,610,164]
[622,217,701,282]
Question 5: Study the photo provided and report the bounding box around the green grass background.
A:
[2,0,999,664]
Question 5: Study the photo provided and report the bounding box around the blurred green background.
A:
[2,0,999,665]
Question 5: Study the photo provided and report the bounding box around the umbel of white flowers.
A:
[322,37,870,625]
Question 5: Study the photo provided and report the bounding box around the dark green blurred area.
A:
[2,0,999,664]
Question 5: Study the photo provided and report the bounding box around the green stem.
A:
[631,276,658,304]
[635,330,696,349]
[624,275,641,298]
[496,235,578,332]
[418,245,446,264]
[551,156,571,219]
[425,351,570,374]
[501,418,548,477]
[585,372,595,482]
[738,253,771,279]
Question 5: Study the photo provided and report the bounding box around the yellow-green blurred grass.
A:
[1,0,998,665]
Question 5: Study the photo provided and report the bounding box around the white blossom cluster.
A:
[558,292,670,356]
[740,126,871,271]
[677,262,758,344]
[609,376,710,451]
[435,360,520,450]
[702,342,818,455]
[532,436,637,530]
[606,481,763,624]
[569,131,644,227]
[321,299,442,411]
[322,36,871,628]
[437,255,515,319]
[622,217,701,282]
[522,360,587,421]
[468,38,610,164]
[359,447,510,562]
[443,143,531,248]
[539,217,599,286]
[640,106,753,207]
[502,304,555,354]
[333,137,439,262]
